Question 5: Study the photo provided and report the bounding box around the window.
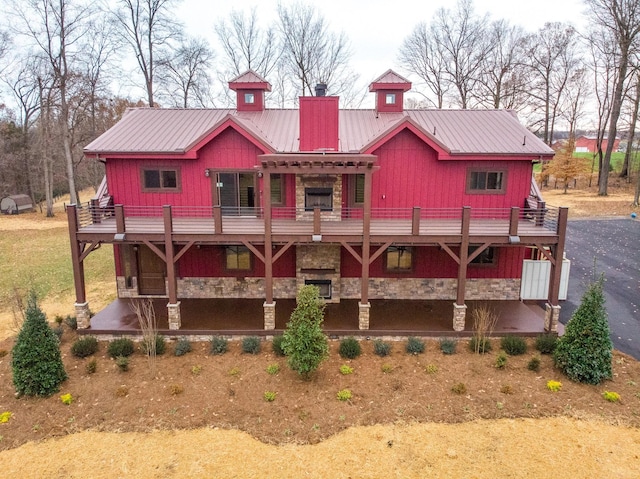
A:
[270,174,284,205]
[469,246,496,266]
[305,279,331,299]
[305,187,333,211]
[244,92,255,104]
[225,246,251,270]
[385,246,413,272]
[142,168,179,191]
[468,170,505,193]
[352,174,365,205]
[385,93,396,105]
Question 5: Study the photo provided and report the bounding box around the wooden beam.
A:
[272,241,294,264]
[340,242,362,264]
[533,243,555,264]
[369,242,393,265]
[263,172,274,303]
[313,208,321,235]
[115,204,125,233]
[79,241,101,263]
[143,240,166,263]
[411,207,421,235]
[242,240,265,264]
[66,204,86,304]
[548,207,569,305]
[164,206,177,304]
[467,242,492,265]
[361,170,373,303]
[213,206,222,234]
[509,207,519,236]
[438,242,460,265]
[456,206,471,305]
[173,241,195,264]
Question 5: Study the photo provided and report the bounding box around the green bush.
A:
[64,315,77,330]
[554,278,612,385]
[71,336,99,358]
[501,336,527,356]
[210,336,228,355]
[51,325,64,341]
[272,335,286,356]
[469,336,492,354]
[282,285,329,380]
[115,356,129,372]
[373,339,392,357]
[141,334,166,355]
[495,351,508,369]
[174,337,192,356]
[527,356,541,372]
[242,336,261,354]
[85,358,97,374]
[11,292,67,397]
[439,338,457,355]
[107,338,135,359]
[339,337,361,359]
[406,336,425,354]
[535,334,558,354]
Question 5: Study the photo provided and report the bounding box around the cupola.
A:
[228,70,271,112]
[369,70,412,113]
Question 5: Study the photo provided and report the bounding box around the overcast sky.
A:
[177,0,588,85]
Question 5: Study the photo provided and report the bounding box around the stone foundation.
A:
[263,302,276,330]
[358,302,371,330]
[75,302,91,329]
[167,302,181,330]
[544,303,561,332]
[453,303,467,331]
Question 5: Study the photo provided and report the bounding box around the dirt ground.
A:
[1,333,639,476]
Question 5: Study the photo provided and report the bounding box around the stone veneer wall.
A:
[295,175,342,221]
[296,244,341,303]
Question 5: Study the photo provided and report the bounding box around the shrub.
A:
[495,351,508,369]
[71,336,99,358]
[339,364,354,375]
[228,367,240,376]
[425,364,438,374]
[439,338,457,355]
[11,292,67,397]
[242,336,261,354]
[603,391,620,402]
[191,365,202,375]
[0,412,12,423]
[406,336,425,354]
[266,363,280,375]
[546,380,562,391]
[451,383,467,395]
[174,337,192,356]
[64,315,77,330]
[373,339,391,357]
[86,359,97,375]
[282,285,329,380]
[337,389,352,401]
[170,384,184,396]
[60,393,73,405]
[115,385,129,397]
[141,334,166,356]
[115,356,129,372]
[500,385,514,395]
[264,391,277,402]
[51,325,64,341]
[339,337,361,359]
[272,335,286,356]
[107,338,135,358]
[553,278,612,385]
[527,356,541,372]
[535,334,558,354]
[469,336,492,354]
[381,363,393,373]
[54,315,64,325]
[501,336,527,355]
[210,336,228,355]
[0,349,7,358]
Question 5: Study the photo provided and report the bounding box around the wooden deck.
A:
[83,298,555,338]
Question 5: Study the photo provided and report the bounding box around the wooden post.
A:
[509,207,519,236]
[456,206,471,306]
[213,205,222,234]
[360,171,373,303]
[115,204,125,233]
[163,206,177,304]
[90,198,100,224]
[313,207,321,235]
[536,201,546,227]
[263,172,274,304]
[548,207,569,306]
[66,204,86,304]
[411,207,421,236]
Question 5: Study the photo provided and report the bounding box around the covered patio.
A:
[83,298,555,338]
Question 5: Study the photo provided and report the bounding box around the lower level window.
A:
[225,246,251,270]
[305,279,331,299]
[469,246,496,265]
[385,246,413,272]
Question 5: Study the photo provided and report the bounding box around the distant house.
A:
[67,69,568,335]
[574,135,621,153]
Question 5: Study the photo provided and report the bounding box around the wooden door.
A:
[216,172,257,215]
[137,244,166,295]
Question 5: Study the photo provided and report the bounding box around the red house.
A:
[574,135,620,153]
[68,70,567,335]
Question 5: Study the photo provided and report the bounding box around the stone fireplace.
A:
[295,174,342,221]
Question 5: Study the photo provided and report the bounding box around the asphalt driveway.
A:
[560,217,640,359]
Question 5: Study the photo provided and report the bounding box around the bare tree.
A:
[585,0,640,195]
[525,22,581,145]
[398,22,450,108]
[277,2,356,99]
[158,36,214,108]
[113,0,182,107]
[620,71,640,178]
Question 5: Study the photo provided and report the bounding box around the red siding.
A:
[235,90,265,112]
[375,90,405,113]
[299,97,339,151]
[371,129,532,209]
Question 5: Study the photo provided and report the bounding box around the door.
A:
[216,172,256,215]
[137,244,166,295]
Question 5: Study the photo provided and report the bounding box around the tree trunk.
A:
[621,76,640,178]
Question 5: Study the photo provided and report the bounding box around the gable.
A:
[198,127,265,169]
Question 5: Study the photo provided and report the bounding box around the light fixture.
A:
[204,169,210,177]
[312,234,322,242]
[114,233,126,241]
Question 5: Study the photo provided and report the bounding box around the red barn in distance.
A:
[67,69,568,336]
[574,135,621,153]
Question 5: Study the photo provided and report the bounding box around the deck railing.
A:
[75,202,560,235]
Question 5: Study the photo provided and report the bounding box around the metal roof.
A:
[85,107,554,157]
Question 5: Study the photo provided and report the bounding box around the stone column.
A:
[358,302,371,330]
[74,302,91,329]
[453,303,467,332]
[544,303,561,333]
[264,301,276,330]
[167,302,181,330]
